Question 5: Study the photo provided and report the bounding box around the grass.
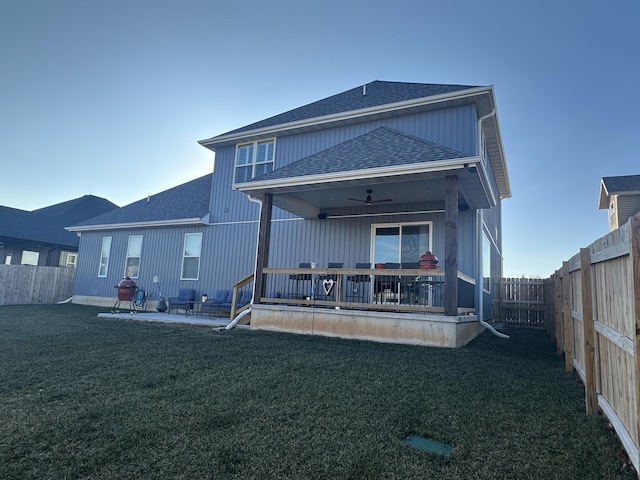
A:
[0,304,635,479]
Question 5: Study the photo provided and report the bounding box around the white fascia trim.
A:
[66,217,206,232]
[235,157,481,192]
[199,87,493,146]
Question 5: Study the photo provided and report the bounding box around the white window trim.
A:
[181,232,202,281]
[124,235,143,279]
[233,138,276,186]
[369,221,434,264]
[98,237,112,277]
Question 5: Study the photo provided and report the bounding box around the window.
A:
[181,233,202,280]
[234,139,275,183]
[98,237,112,277]
[4,254,12,265]
[483,231,491,293]
[124,236,143,278]
[21,250,39,266]
[60,252,77,268]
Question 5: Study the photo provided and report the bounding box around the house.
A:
[68,81,511,347]
[598,174,640,231]
[0,195,117,267]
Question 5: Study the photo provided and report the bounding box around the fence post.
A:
[580,247,597,415]
[495,277,502,323]
[562,262,574,372]
[630,215,640,459]
[554,271,563,355]
[544,278,555,343]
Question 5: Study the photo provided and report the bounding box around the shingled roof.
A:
[0,195,118,248]
[246,127,468,183]
[598,174,640,209]
[70,174,212,230]
[205,81,478,139]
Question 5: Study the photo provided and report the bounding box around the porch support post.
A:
[444,175,459,316]
[253,193,273,305]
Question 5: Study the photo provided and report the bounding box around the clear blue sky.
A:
[1,0,638,277]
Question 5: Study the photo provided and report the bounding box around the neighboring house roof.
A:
[598,174,640,209]
[34,195,118,225]
[0,195,118,248]
[68,174,213,231]
[248,127,468,183]
[219,81,476,137]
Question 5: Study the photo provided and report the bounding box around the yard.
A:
[0,304,635,479]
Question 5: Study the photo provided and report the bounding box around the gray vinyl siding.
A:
[209,104,478,223]
[74,224,256,302]
[616,195,640,228]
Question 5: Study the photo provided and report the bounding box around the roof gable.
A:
[245,127,468,183]
[598,174,640,209]
[71,174,213,230]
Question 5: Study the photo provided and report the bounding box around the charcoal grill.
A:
[111,277,142,313]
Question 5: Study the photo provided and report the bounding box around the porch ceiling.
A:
[238,162,492,219]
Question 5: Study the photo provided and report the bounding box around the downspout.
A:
[477,110,508,339]
[226,195,262,329]
[478,212,508,339]
[478,108,496,157]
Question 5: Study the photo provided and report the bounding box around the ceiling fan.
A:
[348,189,392,205]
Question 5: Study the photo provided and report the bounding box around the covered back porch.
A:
[236,129,497,346]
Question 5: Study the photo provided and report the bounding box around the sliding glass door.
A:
[371,222,432,304]
[372,222,431,267]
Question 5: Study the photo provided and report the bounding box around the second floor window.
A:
[125,235,143,278]
[234,139,275,183]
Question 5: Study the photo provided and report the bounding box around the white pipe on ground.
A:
[226,195,262,330]
[57,297,73,304]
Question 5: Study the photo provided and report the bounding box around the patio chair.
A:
[168,288,195,315]
[289,262,312,299]
[346,263,371,303]
[203,289,229,317]
[400,262,420,305]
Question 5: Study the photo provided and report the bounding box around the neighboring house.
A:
[598,174,640,231]
[0,195,117,267]
[69,80,511,347]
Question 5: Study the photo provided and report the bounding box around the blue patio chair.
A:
[203,289,229,318]
[168,288,195,315]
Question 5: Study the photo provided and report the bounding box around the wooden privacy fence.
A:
[493,277,552,330]
[551,212,640,476]
[0,265,75,306]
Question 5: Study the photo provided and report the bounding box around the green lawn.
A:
[0,304,635,479]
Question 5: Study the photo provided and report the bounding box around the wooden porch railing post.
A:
[444,175,458,316]
[253,193,273,304]
[580,247,597,415]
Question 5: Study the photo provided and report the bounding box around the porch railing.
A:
[259,267,475,315]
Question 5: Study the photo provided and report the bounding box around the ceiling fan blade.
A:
[347,198,367,203]
[371,198,393,203]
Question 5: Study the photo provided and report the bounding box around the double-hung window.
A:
[181,233,202,280]
[125,235,143,278]
[234,139,275,184]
